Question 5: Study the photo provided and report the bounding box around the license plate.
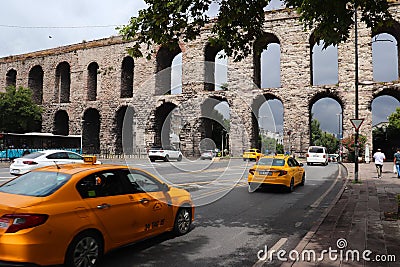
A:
[313,155,319,157]
[259,171,272,176]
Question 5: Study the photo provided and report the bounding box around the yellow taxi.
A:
[242,148,263,161]
[0,158,194,267]
[248,155,305,192]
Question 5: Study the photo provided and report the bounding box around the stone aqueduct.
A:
[1,6,400,157]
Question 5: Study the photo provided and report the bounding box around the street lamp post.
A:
[354,6,360,182]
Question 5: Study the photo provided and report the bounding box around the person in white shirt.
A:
[373,148,386,178]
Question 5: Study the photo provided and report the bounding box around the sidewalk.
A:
[282,162,400,266]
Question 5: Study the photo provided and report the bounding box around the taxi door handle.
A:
[97,203,111,209]
[139,198,150,204]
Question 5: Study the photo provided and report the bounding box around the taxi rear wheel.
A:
[287,178,294,193]
[300,174,305,186]
[174,208,192,235]
[65,231,103,267]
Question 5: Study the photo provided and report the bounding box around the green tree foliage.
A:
[0,86,43,133]
[119,0,391,61]
[388,107,400,129]
[310,118,338,153]
[342,134,367,162]
[373,107,400,157]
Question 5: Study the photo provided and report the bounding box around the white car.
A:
[148,146,183,162]
[306,146,328,166]
[9,150,100,175]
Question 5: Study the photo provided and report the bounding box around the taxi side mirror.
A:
[162,183,170,192]
[299,163,304,167]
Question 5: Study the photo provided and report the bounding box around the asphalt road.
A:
[0,158,346,267]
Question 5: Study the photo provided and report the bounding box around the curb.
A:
[280,163,349,267]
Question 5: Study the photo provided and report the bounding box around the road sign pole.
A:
[350,118,364,183]
[355,130,359,182]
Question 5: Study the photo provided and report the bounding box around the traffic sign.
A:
[350,119,364,131]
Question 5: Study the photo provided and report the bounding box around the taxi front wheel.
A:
[174,208,192,235]
[65,231,103,267]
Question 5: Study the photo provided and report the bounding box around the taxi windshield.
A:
[0,171,71,197]
[257,158,285,166]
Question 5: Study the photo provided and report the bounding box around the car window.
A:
[309,147,325,153]
[0,171,71,197]
[46,152,68,159]
[257,158,285,166]
[76,171,127,198]
[125,170,162,193]
[22,152,44,159]
[67,152,83,160]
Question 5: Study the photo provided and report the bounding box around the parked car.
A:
[0,162,194,267]
[242,148,263,161]
[248,155,305,192]
[200,150,215,160]
[306,146,328,166]
[9,149,100,175]
[328,154,339,162]
[148,146,183,162]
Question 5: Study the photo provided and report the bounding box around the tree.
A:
[0,86,43,133]
[310,118,338,153]
[342,134,367,162]
[119,0,391,61]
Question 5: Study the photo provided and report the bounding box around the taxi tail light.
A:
[22,160,38,165]
[249,169,255,175]
[2,214,48,233]
[278,170,288,176]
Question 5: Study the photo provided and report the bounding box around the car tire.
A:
[164,155,169,162]
[287,178,294,193]
[173,208,192,235]
[65,231,103,267]
[150,158,155,162]
[248,182,259,192]
[300,173,305,186]
[177,155,182,161]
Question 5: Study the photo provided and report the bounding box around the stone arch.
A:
[204,42,224,91]
[82,108,101,154]
[6,69,17,87]
[372,19,400,81]
[121,56,134,98]
[114,105,135,154]
[55,61,71,103]
[53,110,69,136]
[87,62,99,101]
[251,94,284,151]
[152,102,178,146]
[309,32,338,86]
[309,91,344,145]
[155,44,182,95]
[200,96,230,152]
[28,65,44,105]
[253,32,280,88]
[370,88,400,154]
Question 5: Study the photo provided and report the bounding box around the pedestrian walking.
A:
[373,148,386,178]
[394,148,400,178]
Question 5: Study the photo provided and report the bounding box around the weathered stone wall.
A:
[1,6,400,157]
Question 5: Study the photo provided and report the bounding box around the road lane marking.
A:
[309,164,342,208]
[253,238,288,267]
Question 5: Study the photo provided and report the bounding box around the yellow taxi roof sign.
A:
[83,156,97,164]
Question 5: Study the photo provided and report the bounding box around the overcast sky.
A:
[0,0,398,137]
